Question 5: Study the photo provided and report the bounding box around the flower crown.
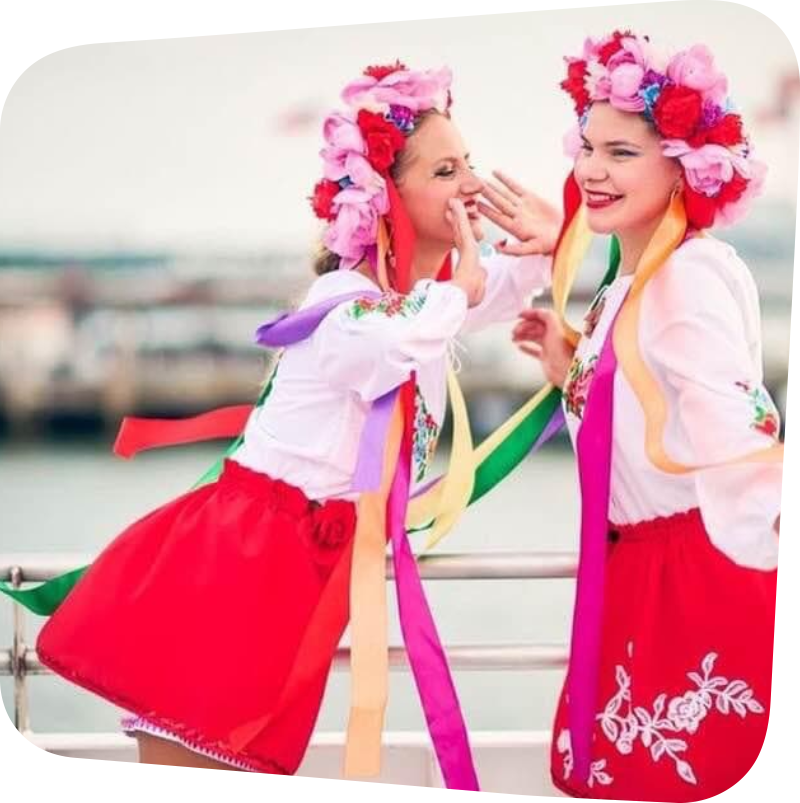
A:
[560,30,766,229]
[310,61,453,270]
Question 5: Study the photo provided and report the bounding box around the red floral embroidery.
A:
[735,380,780,440]
[564,354,598,420]
[583,290,607,338]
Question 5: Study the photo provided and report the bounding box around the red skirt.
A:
[550,508,777,801]
[36,459,357,774]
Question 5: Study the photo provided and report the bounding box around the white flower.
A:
[667,692,710,734]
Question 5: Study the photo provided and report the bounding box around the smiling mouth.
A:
[584,190,624,209]
[464,202,481,220]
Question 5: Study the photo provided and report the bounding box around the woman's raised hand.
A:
[446,198,487,308]
[512,307,576,388]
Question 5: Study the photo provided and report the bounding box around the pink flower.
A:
[323,186,388,270]
[319,114,386,194]
[346,152,386,194]
[585,61,611,100]
[581,35,605,63]
[662,140,748,197]
[323,112,365,152]
[667,45,728,105]
[606,36,648,72]
[715,156,767,226]
[608,62,646,112]
[563,123,583,159]
[320,113,365,181]
[341,67,452,114]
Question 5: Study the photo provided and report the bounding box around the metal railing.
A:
[1,551,578,738]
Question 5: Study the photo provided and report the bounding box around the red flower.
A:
[597,30,633,65]
[363,61,407,81]
[705,114,744,147]
[310,179,340,221]
[653,85,704,139]
[756,416,779,437]
[560,60,590,115]
[357,109,406,173]
[300,500,357,568]
[717,171,749,205]
[682,183,717,230]
[687,114,744,148]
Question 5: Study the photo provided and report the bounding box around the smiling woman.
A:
[509,29,783,802]
[20,60,562,790]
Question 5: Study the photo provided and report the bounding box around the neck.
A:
[616,219,663,276]
[410,240,450,285]
[353,240,449,289]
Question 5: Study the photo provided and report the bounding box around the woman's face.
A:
[574,102,682,238]
[394,113,485,246]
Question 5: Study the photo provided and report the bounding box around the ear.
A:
[672,175,684,199]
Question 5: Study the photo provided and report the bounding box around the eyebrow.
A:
[581,136,642,149]
[436,153,471,162]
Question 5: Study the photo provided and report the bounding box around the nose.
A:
[460,170,484,197]
[575,150,608,184]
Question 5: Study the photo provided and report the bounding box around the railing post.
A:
[10,566,31,733]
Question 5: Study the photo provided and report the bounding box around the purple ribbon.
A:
[350,387,399,492]
[254,290,379,347]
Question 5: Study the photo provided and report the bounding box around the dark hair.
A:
[312,108,447,275]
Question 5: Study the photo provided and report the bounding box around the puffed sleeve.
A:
[459,247,552,334]
[643,237,782,570]
[310,274,468,402]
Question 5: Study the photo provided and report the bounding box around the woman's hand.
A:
[512,307,576,388]
[447,198,487,308]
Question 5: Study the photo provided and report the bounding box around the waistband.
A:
[607,507,704,543]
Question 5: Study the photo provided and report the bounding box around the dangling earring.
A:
[386,243,397,290]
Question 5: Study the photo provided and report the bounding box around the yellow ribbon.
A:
[613,193,784,473]
[407,207,593,536]
[344,395,405,777]
[344,204,598,775]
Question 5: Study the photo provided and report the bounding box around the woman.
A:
[509,31,783,801]
[27,61,561,788]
